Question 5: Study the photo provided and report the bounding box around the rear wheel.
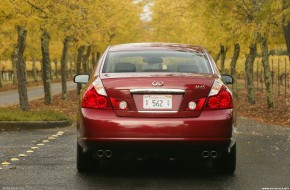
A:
[220,144,236,174]
[77,143,100,172]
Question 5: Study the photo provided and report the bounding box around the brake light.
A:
[81,79,111,109]
[206,79,233,109]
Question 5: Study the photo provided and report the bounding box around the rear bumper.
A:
[77,108,236,154]
[82,140,233,160]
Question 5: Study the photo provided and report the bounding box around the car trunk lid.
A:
[100,73,217,118]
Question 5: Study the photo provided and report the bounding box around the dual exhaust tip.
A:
[202,151,218,158]
[97,150,112,158]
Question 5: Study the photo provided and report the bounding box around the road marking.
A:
[1,161,11,165]
[0,130,67,170]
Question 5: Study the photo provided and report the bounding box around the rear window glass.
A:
[102,50,212,74]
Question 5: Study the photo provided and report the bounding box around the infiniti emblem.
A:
[152,81,164,87]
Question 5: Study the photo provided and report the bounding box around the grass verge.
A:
[0,108,70,122]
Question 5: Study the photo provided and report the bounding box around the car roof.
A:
[108,43,206,52]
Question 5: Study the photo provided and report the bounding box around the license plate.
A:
[143,95,172,109]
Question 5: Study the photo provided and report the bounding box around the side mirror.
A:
[221,75,233,84]
[74,74,90,84]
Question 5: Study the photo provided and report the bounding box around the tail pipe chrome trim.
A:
[202,151,209,158]
[202,150,218,158]
[97,150,104,158]
[210,151,218,158]
[105,150,112,158]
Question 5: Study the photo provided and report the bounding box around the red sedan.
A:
[74,43,236,173]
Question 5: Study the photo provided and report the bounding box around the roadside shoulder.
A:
[0,120,71,131]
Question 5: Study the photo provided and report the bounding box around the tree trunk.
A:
[220,45,228,73]
[91,51,96,70]
[259,34,274,108]
[96,51,100,62]
[15,26,28,111]
[245,43,257,104]
[50,66,53,81]
[54,59,59,79]
[230,43,240,99]
[82,46,91,74]
[214,52,220,63]
[0,57,2,88]
[230,43,240,128]
[32,57,37,82]
[60,36,70,100]
[69,61,73,77]
[41,29,52,104]
[282,18,290,60]
[0,70,2,88]
[77,46,85,95]
[11,53,18,85]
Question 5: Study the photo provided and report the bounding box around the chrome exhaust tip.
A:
[136,157,143,161]
[210,151,218,158]
[169,157,176,161]
[105,150,112,158]
[97,150,104,158]
[202,151,209,158]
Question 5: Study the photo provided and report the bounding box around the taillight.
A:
[110,98,129,110]
[185,98,206,111]
[206,79,233,109]
[81,78,129,110]
[82,79,111,109]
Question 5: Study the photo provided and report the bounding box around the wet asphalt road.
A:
[0,81,76,106]
[0,117,289,190]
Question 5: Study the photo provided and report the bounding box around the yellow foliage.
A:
[0,0,143,60]
[149,0,288,55]
[0,0,288,62]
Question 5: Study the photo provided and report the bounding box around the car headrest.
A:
[114,62,136,72]
[177,64,199,73]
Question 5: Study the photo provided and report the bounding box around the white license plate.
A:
[143,95,172,109]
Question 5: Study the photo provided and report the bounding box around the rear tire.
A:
[220,144,236,174]
[77,143,100,172]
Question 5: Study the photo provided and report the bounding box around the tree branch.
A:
[25,0,46,13]
[242,0,251,13]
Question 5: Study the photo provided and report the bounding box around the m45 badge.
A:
[195,85,205,89]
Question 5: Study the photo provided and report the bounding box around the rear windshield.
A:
[102,50,212,74]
